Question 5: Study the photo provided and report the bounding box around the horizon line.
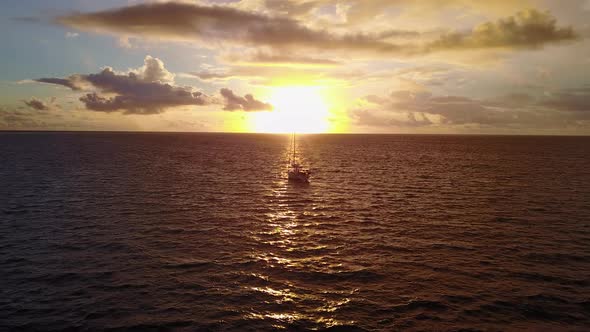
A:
[1,129,589,137]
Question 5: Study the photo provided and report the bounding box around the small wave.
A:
[285,245,334,256]
[429,243,475,251]
[390,299,449,313]
[2,257,28,264]
[2,207,30,215]
[294,269,385,283]
[49,243,84,251]
[367,243,413,253]
[318,325,369,332]
[491,216,520,223]
[29,270,114,285]
[442,294,478,304]
[164,260,215,270]
[510,272,588,287]
[524,252,590,264]
[103,320,194,331]
[475,299,577,322]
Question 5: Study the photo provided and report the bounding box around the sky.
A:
[1,0,590,134]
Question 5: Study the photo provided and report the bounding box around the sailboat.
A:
[287,132,311,183]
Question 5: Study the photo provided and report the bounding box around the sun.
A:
[250,86,330,133]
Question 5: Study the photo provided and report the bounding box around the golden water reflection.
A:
[244,164,355,329]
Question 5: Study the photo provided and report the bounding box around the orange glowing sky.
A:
[1,1,589,134]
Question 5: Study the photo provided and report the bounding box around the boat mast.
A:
[292,132,296,164]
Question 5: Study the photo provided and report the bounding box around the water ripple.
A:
[1,133,589,331]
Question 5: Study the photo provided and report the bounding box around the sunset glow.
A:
[1,1,589,135]
[2,2,590,331]
[250,87,331,133]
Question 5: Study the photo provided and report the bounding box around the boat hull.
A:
[288,170,310,183]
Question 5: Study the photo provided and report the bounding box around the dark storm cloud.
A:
[220,88,273,111]
[428,9,577,51]
[23,98,51,111]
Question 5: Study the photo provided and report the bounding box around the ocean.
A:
[1,132,589,331]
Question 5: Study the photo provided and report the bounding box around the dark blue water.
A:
[1,132,589,331]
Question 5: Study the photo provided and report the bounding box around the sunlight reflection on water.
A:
[243,166,354,328]
[3,133,589,331]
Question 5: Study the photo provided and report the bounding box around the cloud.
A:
[220,88,273,111]
[385,90,538,126]
[34,56,274,114]
[23,98,52,111]
[76,67,210,114]
[263,0,320,17]
[57,2,394,52]
[132,55,174,83]
[352,88,590,130]
[390,65,456,87]
[0,108,46,129]
[77,88,208,114]
[190,71,235,80]
[261,0,536,25]
[35,56,211,114]
[35,77,82,90]
[55,3,577,57]
[21,97,60,112]
[225,52,340,66]
[428,9,577,51]
[377,29,424,39]
[188,64,333,83]
[352,109,432,127]
[0,105,131,131]
[542,88,590,112]
[65,32,79,38]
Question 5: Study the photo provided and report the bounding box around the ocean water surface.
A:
[1,132,589,331]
